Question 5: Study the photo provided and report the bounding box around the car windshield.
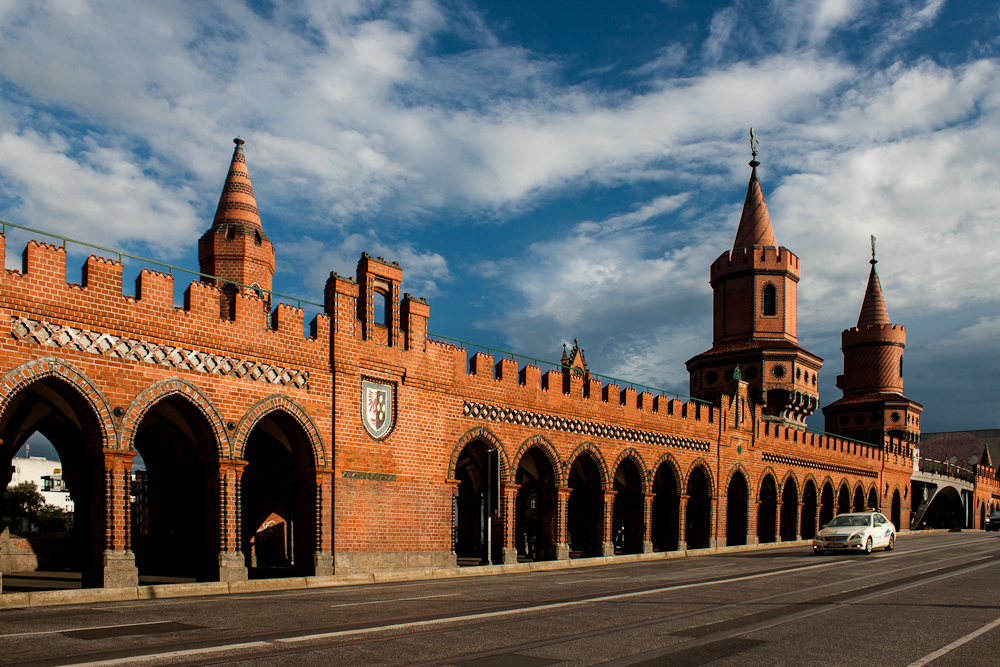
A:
[828,516,870,527]
[991,512,1000,519]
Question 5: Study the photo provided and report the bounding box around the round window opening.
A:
[744,365,758,380]
[891,412,901,423]
[772,364,786,379]
[705,371,718,385]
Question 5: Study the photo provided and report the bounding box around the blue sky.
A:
[1,0,998,462]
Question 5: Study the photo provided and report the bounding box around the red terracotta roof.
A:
[825,392,923,408]
[733,161,777,251]
[212,138,262,232]
[857,262,890,327]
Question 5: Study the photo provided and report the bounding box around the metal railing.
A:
[918,457,976,483]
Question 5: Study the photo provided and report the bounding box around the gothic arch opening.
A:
[0,376,107,584]
[837,484,851,515]
[867,486,878,511]
[241,410,320,577]
[758,475,777,543]
[780,478,799,542]
[726,471,748,547]
[454,439,501,565]
[567,452,604,558]
[686,467,711,549]
[852,485,865,512]
[651,462,679,552]
[921,487,964,530]
[514,448,557,561]
[980,502,986,530]
[891,490,901,529]
[820,482,835,527]
[133,394,220,581]
[612,457,644,555]
[800,480,817,539]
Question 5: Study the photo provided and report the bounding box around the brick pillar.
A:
[678,494,689,551]
[215,460,248,582]
[642,493,655,553]
[446,478,460,566]
[796,502,804,542]
[602,491,616,556]
[775,500,784,542]
[314,470,333,576]
[555,486,571,560]
[709,495,719,549]
[749,499,759,546]
[85,451,137,588]
[501,483,519,564]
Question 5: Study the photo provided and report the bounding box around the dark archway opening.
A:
[454,440,500,565]
[612,458,645,555]
[651,464,679,552]
[820,483,834,528]
[758,476,777,543]
[852,486,865,512]
[514,448,557,561]
[837,484,851,515]
[568,453,604,558]
[726,472,748,547]
[0,377,105,584]
[800,481,817,539]
[133,395,219,581]
[891,490,901,529]
[241,411,319,578]
[921,487,964,530]
[780,479,798,542]
[686,468,711,549]
[867,487,878,511]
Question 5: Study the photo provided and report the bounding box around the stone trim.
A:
[462,400,710,452]
[342,470,397,482]
[762,452,879,479]
[12,316,309,389]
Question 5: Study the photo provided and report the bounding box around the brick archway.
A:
[449,426,510,482]
[234,394,327,468]
[612,448,649,494]
[0,356,117,449]
[565,442,610,490]
[511,435,562,486]
[685,458,715,497]
[120,377,230,459]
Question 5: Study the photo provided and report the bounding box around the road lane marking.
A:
[906,615,1000,667]
[0,621,171,639]
[276,560,847,644]
[549,576,630,586]
[329,593,459,608]
[56,642,272,667]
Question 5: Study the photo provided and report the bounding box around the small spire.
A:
[211,137,262,231]
[733,129,776,250]
[561,342,569,366]
[858,238,890,327]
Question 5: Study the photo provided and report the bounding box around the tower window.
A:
[373,290,387,325]
[254,230,262,246]
[762,284,777,316]
[226,225,236,240]
[900,356,903,378]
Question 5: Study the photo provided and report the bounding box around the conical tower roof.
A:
[857,257,890,327]
[733,160,777,251]
[211,137,262,232]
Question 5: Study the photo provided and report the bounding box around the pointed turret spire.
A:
[732,128,777,251]
[212,137,263,232]
[857,235,890,327]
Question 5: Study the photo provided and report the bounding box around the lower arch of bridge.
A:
[758,475,777,543]
[133,393,220,581]
[241,409,320,577]
[853,485,865,512]
[514,446,557,561]
[454,438,502,564]
[892,490,902,528]
[686,467,711,549]
[921,486,965,530]
[651,461,680,552]
[567,451,605,558]
[800,480,817,539]
[838,484,851,515]
[0,373,108,584]
[780,478,799,542]
[726,470,749,547]
[612,457,645,555]
[820,482,835,527]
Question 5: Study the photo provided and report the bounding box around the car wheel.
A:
[886,534,895,551]
[864,537,873,554]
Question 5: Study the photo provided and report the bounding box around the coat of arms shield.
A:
[361,379,394,439]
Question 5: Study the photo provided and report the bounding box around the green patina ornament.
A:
[737,445,742,454]
[733,365,742,382]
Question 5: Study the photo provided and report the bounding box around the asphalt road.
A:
[3,533,1000,666]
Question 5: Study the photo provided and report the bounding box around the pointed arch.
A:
[612,448,649,493]
[449,425,510,482]
[757,467,779,497]
[650,452,682,489]
[685,457,715,496]
[566,441,610,490]
[725,463,753,499]
[511,435,562,486]
[779,469,800,495]
[234,394,327,468]
[801,473,819,493]
[0,356,117,449]
[120,377,229,459]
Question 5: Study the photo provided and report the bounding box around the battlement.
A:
[758,419,913,471]
[842,323,906,347]
[710,245,800,283]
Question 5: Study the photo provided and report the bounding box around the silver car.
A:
[813,512,896,555]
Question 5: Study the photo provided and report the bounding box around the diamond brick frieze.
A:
[12,316,309,389]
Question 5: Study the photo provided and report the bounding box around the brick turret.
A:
[199,138,276,320]
[686,140,822,425]
[823,238,922,443]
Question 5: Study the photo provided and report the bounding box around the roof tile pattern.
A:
[733,163,777,250]
[857,264,890,327]
[212,138,262,231]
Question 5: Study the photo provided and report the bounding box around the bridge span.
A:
[909,457,975,529]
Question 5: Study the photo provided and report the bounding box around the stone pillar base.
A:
[313,553,334,577]
[709,538,717,549]
[555,544,570,561]
[747,534,758,546]
[678,539,688,551]
[216,552,248,582]
[642,540,653,554]
[717,536,727,548]
[501,547,518,565]
[84,550,138,589]
[601,541,614,557]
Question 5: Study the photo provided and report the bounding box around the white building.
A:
[8,456,74,513]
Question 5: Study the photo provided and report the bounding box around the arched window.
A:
[762,284,777,316]
[373,290,387,325]
[899,356,903,378]
[254,230,262,246]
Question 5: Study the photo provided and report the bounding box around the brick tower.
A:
[686,138,822,425]
[199,138,276,319]
[822,239,922,444]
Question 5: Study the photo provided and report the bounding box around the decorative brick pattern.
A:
[463,400,711,452]
[762,451,879,479]
[342,470,397,482]
[13,316,309,389]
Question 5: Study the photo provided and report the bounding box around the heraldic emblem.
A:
[361,379,394,439]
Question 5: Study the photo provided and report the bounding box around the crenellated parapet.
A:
[710,245,800,285]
